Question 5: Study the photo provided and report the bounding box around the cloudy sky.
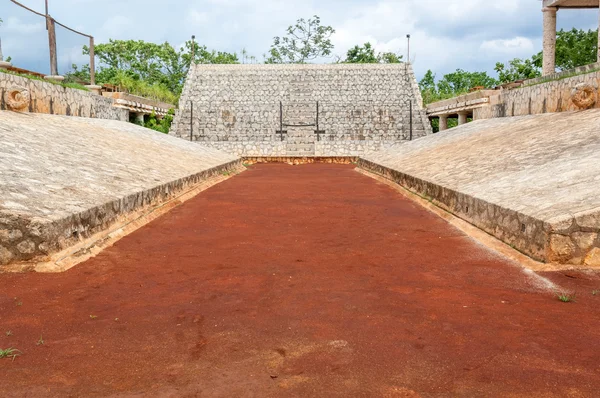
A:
[1,0,598,80]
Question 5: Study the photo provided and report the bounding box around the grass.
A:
[89,315,98,320]
[5,331,12,337]
[0,348,21,360]
[522,67,600,88]
[557,293,576,303]
[36,335,44,346]
[592,290,599,296]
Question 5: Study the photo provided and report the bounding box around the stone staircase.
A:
[283,103,316,157]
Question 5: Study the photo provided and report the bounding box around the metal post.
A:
[45,0,49,29]
[89,36,95,85]
[189,101,193,142]
[280,101,283,141]
[191,35,196,64]
[406,34,411,64]
[409,100,413,141]
[47,16,58,76]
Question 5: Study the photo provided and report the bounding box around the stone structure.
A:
[0,71,128,120]
[542,0,600,76]
[426,90,498,130]
[426,64,600,128]
[170,64,431,157]
[102,91,175,122]
[360,109,600,267]
[474,67,600,119]
[0,111,240,268]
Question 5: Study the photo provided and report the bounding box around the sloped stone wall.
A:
[171,64,431,156]
[0,72,128,121]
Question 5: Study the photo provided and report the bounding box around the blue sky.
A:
[1,0,598,81]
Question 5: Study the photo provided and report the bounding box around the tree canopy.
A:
[343,42,403,64]
[267,15,335,63]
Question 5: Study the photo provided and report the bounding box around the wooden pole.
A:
[89,36,95,85]
[47,16,58,76]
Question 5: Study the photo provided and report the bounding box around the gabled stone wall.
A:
[171,64,432,156]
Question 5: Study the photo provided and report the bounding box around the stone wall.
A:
[474,67,600,120]
[0,72,128,121]
[171,64,431,157]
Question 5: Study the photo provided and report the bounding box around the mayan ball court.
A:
[2,1,600,396]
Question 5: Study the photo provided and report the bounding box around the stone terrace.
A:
[360,109,600,267]
[0,112,240,267]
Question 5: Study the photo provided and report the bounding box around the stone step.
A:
[286,144,315,151]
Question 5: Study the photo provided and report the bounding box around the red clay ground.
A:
[1,163,600,397]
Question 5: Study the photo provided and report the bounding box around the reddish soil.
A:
[1,163,599,397]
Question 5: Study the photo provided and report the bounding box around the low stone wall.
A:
[0,72,128,121]
[0,112,241,268]
[474,67,600,120]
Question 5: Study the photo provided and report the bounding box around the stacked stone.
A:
[0,72,128,120]
[171,64,432,157]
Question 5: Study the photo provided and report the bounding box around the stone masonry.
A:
[170,64,431,156]
[0,72,128,121]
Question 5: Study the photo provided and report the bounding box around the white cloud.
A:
[1,0,598,79]
[480,37,535,55]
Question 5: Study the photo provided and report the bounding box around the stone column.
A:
[134,113,145,125]
[458,112,468,125]
[438,115,448,131]
[542,7,557,76]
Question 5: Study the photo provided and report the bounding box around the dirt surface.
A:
[1,163,599,397]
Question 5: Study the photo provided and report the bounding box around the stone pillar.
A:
[438,115,448,131]
[85,85,102,95]
[134,113,145,125]
[458,112,468,125]
[542,7,557,76]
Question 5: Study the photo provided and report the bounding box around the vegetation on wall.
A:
[143,109,175,134]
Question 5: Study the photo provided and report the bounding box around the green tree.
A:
[66,39,238,100]
[267,15,335,63]
[344,43,378,63]
[494,58,541,84]
[419,69,438,104]
[343,42,403,64]
[534,28,598,71]
[436,69,498,98]
[144,109,175,134]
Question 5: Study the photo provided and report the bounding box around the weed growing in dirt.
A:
[36,335,44,346]
[14,298,22,307]
[243,163,252,168]
[5,331,12,337]
[222,171,231,176]
[0,348,21,360]
[90,315,98,320]
[557,293,576,303]
[593,290,599,296]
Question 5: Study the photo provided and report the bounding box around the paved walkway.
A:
[1,164,599,397]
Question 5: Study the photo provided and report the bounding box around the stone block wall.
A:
[171,64,431,157]
[0,72,128,121]
[474,68,600,120]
